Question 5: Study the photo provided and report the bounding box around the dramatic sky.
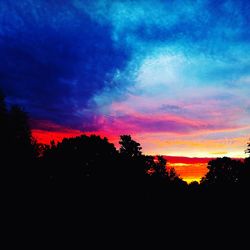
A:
[1,0,250,170]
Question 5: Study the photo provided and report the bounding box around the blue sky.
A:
[1,0,250,157]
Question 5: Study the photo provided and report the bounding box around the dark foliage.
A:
[1,90,250,246]
[200,157,243,186]
[1,91,250,214]
[246,140,250,156]
[0,92,38,187]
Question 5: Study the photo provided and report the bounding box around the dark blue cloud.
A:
[0,0,130,129]
[1,0,250,139]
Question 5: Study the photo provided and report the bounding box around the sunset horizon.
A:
[1,0,250,184]
[32,127,247,183]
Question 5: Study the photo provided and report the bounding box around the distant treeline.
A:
[1,91,250,203]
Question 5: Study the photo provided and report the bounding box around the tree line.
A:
[1,91,250,202]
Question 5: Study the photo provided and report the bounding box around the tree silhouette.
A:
[0,91,8,148]
[118,135,146,184]
[4,88,250,207]
[245,139,250,156]
[41,135,119,186]
[188,181,199,190]
[0,90,39,187]
[117,135,168,200]
[239,140,250,186]
[0,91,10,183]
[0,91,7,125]
[9,106,38,184]
[9,106,33,146]
[9,105,37,161]
[154,156,167,177]
[119,135,142,158]
[146,156,166,177]
[200,157,243,186]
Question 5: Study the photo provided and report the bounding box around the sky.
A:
[1,0,250,179]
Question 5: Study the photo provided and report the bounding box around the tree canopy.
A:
[119,135,142,158]
[1,90,250,204]
[201,157,243,186]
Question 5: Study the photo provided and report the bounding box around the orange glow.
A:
[168,162,207,183]
[32,129,83,144]
[32,125,245,183]
[138,134,248,158]
[32,128,118,145]
[165,156,211,183]
[33,129,211,182]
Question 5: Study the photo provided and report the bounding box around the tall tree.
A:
[118,135,149,196]
[0,91,38,185]
[8,105,38,184]
[0,90,7,123]
[0,91,8,143]
[241,140,250,185]
[10,106,36,160]
[0,91,10,182]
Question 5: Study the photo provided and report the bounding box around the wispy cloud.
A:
[1,0,249,157]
